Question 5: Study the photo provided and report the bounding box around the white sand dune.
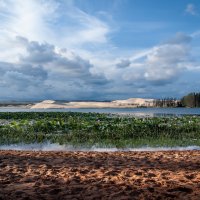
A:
[31,98,154,109]
[113,98,154,106]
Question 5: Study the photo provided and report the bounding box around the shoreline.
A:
[1,143,200,152]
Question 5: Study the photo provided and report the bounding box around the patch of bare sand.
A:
[0,150,200,199]
[30,98,155,109]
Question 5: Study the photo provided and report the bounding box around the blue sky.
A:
[0,0,200,100]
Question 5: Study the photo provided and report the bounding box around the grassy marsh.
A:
[0,112,200,147]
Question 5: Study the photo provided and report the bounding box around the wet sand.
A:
[0,150,200,200]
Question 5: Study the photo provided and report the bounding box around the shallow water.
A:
[0,107,200,116]
[0,143,200,152]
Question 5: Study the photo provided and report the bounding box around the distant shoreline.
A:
[0,97,195,109]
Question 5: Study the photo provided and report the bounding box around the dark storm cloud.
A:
[21,41,56,64]
[0,62,48,89]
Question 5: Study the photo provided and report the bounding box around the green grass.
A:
[0,112,200,147]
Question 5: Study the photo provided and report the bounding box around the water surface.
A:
[0,143,200,152]
[0,107,200,116]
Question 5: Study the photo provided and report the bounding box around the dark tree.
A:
[181,93,200,107]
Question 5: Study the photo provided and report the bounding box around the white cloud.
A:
[65,7,110,45]
[185,4,198,16]
[191,30,200,38]
[0,30,198,100]
[95,32,192,87]
[0,0,200,99]
[0,36,110,100]
[0,0,111,48]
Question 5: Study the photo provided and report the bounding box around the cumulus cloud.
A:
[0,36,110,100]
[0,61,49,100]
[103,32,193,88]
[0,0,199,100]
[0,63,47,87]
[0,0,114,100]
[0,31,198,100]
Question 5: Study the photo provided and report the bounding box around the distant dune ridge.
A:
[113,98,154,107]
[31,98,155,109]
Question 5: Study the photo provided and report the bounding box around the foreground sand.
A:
[0,150,200,200]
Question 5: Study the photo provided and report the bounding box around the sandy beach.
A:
[0,150,200,200]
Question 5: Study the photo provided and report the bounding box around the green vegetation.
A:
[0,112,200,147]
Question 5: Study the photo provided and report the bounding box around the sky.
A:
[0,0,200,101]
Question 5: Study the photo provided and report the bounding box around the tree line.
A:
[153,98,181,107]
[153,92,200,108]
[181,93,200,108]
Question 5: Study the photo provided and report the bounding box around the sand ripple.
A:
[0,150,200,199]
